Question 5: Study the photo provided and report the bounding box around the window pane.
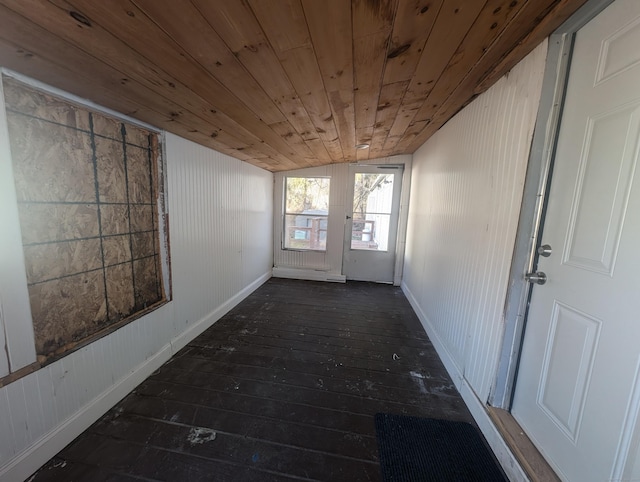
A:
[351,214,391,251]
[284,177,330,251]
[351,173,394,251]
[285,177,330,213]
[284,214,328,250]
[352,173,394,215]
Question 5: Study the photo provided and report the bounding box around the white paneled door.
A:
[512,0,640,480]
[343,165,403,283]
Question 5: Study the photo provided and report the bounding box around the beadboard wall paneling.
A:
[0,303,8,378]
[402,41,548,403]
[166,132,274,333]
[0,126,273,481]
[273,155,411,282]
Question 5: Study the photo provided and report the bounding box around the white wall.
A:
[0,126,273,480]
[273,155,411,284]
[402,41,548,479]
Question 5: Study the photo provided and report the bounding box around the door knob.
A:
[537,244,552,257]
[525,271,547,285]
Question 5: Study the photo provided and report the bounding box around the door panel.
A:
[512,0,640,480]
[563,102,640,274]
[343,165,403,283]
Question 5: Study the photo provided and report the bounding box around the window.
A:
[283,177,330,251]
[350,172,395,251]
[3,76,169,361]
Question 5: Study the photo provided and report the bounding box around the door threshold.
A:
[487,407,560,482]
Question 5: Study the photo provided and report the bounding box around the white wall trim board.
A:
[169,270,272,354]
[0,271,271,482]
[0,74,37,373]
[272,267,346,283]
[1,68,161,133]
[402,282,528,482]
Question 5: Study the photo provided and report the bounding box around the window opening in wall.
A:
[350,172,395,251]
[2,76,170,362]
[283,176,330,251]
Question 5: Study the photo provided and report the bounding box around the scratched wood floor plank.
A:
[30,278,474,481]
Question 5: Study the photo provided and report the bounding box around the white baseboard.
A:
[170,270,272,354]
[401,282,529,482]
[272,267,346,283]
[2,345,173,482]
[1,271,272,482]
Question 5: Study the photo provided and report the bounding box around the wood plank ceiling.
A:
[0,0,588,172]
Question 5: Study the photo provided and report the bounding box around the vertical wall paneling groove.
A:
[0,302,8,378]
[0,111,273,479]
[164,132,273,351]
[402,41,548,405]
[272,155,411,283]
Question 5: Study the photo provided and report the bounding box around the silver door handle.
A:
[537,244,552,257]
[525,272,547,285]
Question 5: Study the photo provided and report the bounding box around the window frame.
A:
[0,71,172,372]
[282,176,331,252]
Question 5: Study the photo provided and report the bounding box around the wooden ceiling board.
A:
[252,0,346,162]
[0,0,590,171]
[368,80,409,157]
[192,0,332,165]
[392,0,529,155]
[402,0,485,105]
[65,0,302,168]
[379,0,485,155]
[411,0,528,124]
[382,0,443,86]
[0,6,264,164]
[2,0,297,168]
[405,0,590,153]
[351,0,398,161]
[473,0,589,94]
[302,0,357,160]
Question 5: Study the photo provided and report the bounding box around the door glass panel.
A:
[351,173,394,251]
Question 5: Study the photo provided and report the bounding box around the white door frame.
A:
[491,0,616,409]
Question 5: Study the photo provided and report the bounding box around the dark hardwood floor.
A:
[30,278,475,481]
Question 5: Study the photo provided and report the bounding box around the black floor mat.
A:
[374,413,508,481]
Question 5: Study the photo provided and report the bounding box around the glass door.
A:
[343,164,403,282]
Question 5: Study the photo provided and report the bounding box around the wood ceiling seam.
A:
[130,0,290,128]
[368,80,408,158]
[249,0,346,163]
[383,0,487,155]
[352,0,399,160]
[194,0,331,166]
[371,0,444,158]
[0,7,265,163]
[62,0,300,168]
[0,0,256,147]
[472,0,587,94]
[0,0,592,169]
[396,0,524,154]
[382,0,444,85]
[302,0,356,161]
[405,0,587,153]
[144,0,326,168]
[396,0,529,154]
[410,0,529,126]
